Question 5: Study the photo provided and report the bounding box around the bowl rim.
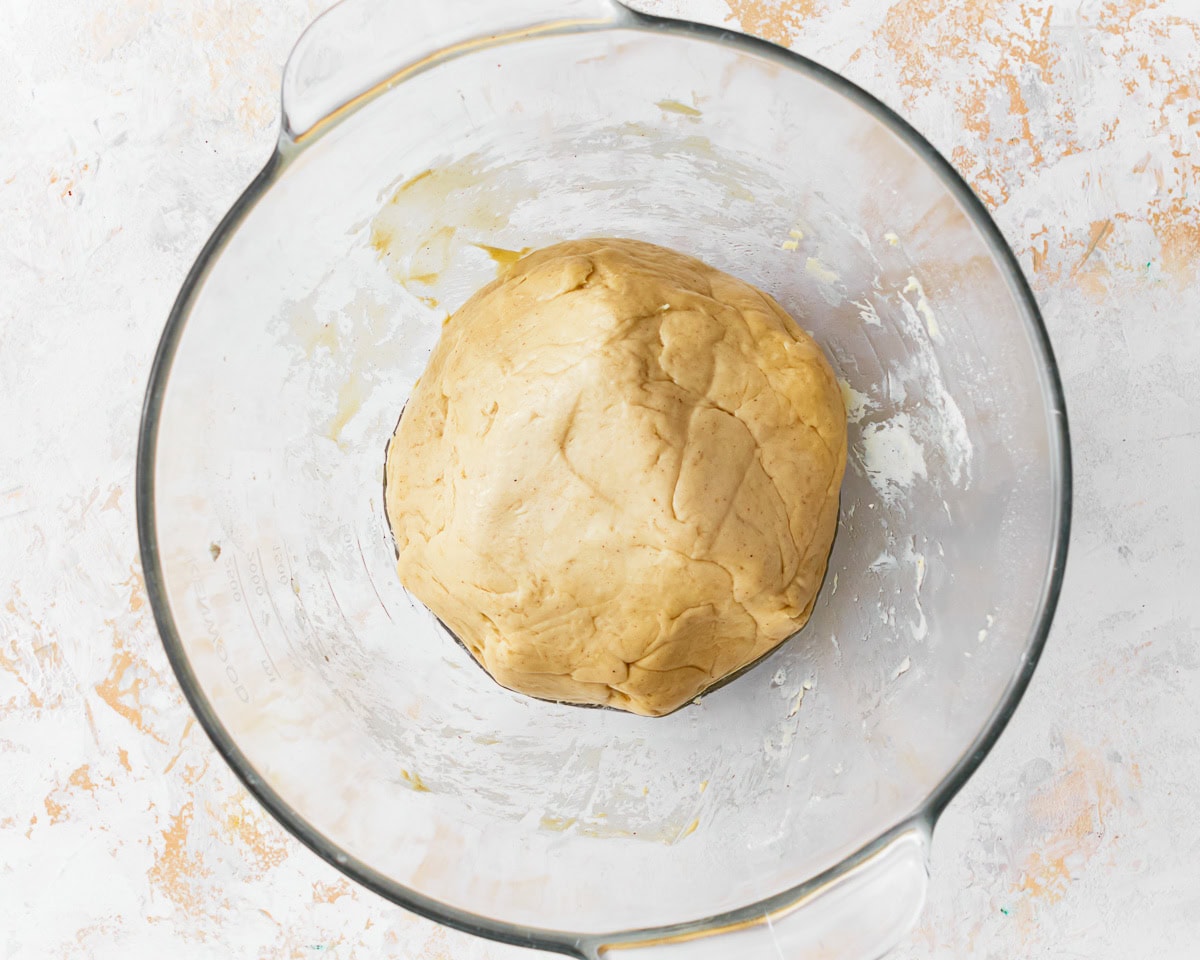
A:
[136,7,1072,955]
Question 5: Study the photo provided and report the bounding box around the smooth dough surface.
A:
[385,238,847,716]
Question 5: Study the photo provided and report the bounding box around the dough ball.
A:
[385,238,846,717]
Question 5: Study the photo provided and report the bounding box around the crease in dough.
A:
[385,238,847,717]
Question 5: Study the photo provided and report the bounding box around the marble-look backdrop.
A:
[2,1,1196,957]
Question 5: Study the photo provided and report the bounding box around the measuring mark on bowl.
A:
[322,569,364,644]
[356,533,395,624]
[188,559,251,704]
[255,546,305,680]
[230,551,281,683]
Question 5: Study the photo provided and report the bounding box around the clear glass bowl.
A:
[137,1,1071,956]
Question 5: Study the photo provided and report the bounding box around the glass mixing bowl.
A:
[137,0,1071,956]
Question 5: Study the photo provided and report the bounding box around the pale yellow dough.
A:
[385,238,847,717]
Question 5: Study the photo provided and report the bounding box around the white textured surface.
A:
[2,0,1198,957]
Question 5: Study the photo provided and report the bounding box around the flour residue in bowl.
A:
[859,414,929,503]
[839,379,877,424]
[840,260,974,503]
[902,275,942,341]
[368,156,537,313]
